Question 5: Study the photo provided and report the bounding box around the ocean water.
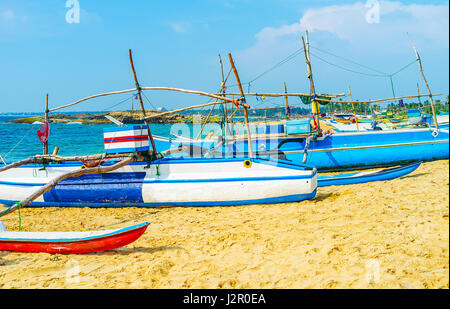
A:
[0,116,173,163]
[0,116,248,163]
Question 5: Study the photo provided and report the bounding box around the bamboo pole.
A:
[0,157,37,173]
[0,156,136,218]
[195,54,231,140]
[213,92,345,98]
[302,31,320,131]
[348,86,359,132]
[128,49,157,156]
[141,87,240,106]
[146,101,229,119]
[49,88,136,112]
[417,83,421,105]
[0,153,134,174]
[43,94,49,155]
[0,154,6,165]
[219,54,227,138]
[314,93,440,104]
[228,53,254,158]
[407,33,438,130]
[250,106,296,111]
[196,103,217,140]
[218,54,231,139]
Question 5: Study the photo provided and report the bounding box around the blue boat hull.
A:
[157,128,449,171]
[317,162,421,187]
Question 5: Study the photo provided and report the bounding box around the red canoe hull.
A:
[0,224,149,254]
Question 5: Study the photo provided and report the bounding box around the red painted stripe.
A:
[104,140,149,145]
[0,225,149,254]
[104,135,148,142]
[104,138,149,144]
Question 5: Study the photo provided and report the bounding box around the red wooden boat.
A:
[0,222,149,254]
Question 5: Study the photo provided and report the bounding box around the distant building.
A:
[156,107,167,112]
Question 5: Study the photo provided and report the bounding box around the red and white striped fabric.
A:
[103,125,149,153]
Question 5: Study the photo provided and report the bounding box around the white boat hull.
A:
[0,158,317,207]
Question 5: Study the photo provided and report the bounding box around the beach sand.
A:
[0,160,448,289]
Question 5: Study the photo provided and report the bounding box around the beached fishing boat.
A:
[317,161,420,187]
[153,125,449,171]
[0,157,318,207]
[0,221,149,254]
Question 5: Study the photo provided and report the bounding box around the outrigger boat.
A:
[0,37,434,254]
[0,221,150,254]
[149,32,449,170]
[0,157,318,207]
[153,125,448,171]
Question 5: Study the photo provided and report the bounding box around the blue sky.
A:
[0,0,448,113]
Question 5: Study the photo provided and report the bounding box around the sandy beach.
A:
[0,159,448,289]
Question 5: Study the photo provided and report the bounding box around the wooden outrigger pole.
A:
[407,33,439,130]
[302,31,321,132]
[0,155,136,218]
[128,49,158,157]
[228,53,254,158]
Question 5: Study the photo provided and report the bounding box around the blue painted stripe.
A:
[105,146,149,153]
[103,125,146,133]
[0,189,317,208]
[141,175,314,183]
[43,172,146,203]
[0,222,150,242]
[14,157,314,171]
[0,173,314,187]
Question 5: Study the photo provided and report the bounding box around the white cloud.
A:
[241,0,449,57]
[168,21,190,34]
[1,9,15,22]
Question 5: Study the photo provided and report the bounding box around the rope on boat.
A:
[1,124,36,160]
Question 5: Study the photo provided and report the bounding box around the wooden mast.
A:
[417,82,421,105]
[43,93,49,155]
[302,31,321,132]
[407,33,438,130]
[228,53,254,158]
[284,82,289,120]
[219,54,229,139]
[348,85,359,132]
[128,49,157,157]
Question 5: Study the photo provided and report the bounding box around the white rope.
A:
[2,124,37,159]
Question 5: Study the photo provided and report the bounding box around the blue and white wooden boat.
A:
[0,157,318,207]
[317,161,421,187]
[153,126,449,171]
[407,109,423,125]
